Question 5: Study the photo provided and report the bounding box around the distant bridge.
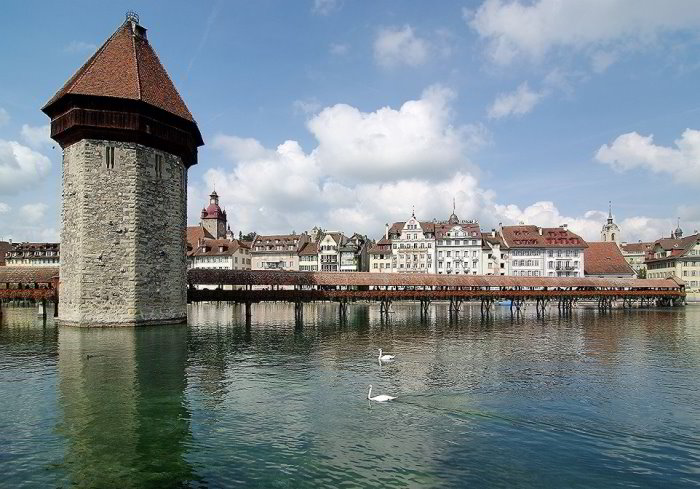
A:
[187,269,686,321]
[0,267,686,323]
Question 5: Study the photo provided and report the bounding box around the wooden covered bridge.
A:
[0,266,685,323]
[187,269,686,321]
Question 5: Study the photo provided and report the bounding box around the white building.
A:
[318,232,344,272]
[434,210,482,275]
[481,231,509,276]
[187,239,251,271]
[369,237,392,272]
[5,242,60,267]
[387,212,436,273]
[298,242,319,271]
[500,225,587,277]
[339,233,369,272]
[251,233,310,271]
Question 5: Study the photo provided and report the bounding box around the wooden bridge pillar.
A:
[294,301,304,323]
[338,300,348,322]
[54,298,59,318]
[380,299,391,320]
[480,298,493,317]
[419,299,430,320]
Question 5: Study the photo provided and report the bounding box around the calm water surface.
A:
[1,302,699,488]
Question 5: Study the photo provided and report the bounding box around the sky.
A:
[1,0,700,244]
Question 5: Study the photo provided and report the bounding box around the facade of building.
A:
[0,241,10,266]
[298,242,319,271]
[646,233,700,296]
[251,234,310,271]
[318,232,344,272]
[620,241,652,275]
[481,231,509,276]
[434,210,481,275]
[340,233,369,272]
[583,242,636,278]
[600,203,621,244]
[369,237,393,272]
[42,14,203,325]
[187,239,250,271]
[500,225,587,277]
[5,242,60,267]
[387,213,436,273]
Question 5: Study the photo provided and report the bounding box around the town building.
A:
[298,242,319,271]
[600,202,621,245]
[500,225,587,277]
[646,232,700,300]
[318,232,344,272]
[387,212,436,273]
[434,206,481,275]
[251,234,310,271]
[369,237,393,272]
[583,242,635,278]
[620,241,652,276]
[42,13,203,325]
[187,239,250,271]
[340,233,369,272]
[5,242,60,267]
[0,241,12,266]
[481,231,509,276]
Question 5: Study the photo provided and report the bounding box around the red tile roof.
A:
[620,242,653,253]
[298,242,319,256]
[43,19,195,122]
[434,222,481,238]
[584,242,635,277]
[189,239,243,257]
[501,225,587,249]
[186,226,214,250]
[646,233,700,262]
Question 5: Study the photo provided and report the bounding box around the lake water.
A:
[1,302,699,488]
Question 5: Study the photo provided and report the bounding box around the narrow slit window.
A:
[105,146,115,169]
[155,154,163,178]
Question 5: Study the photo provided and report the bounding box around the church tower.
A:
[600,201,621,245]
[200,190,228,239]
[42,13,204,326]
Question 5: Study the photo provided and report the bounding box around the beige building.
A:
[251,234,310,271]
[481,231,509,276]
[646,232,700,300]
[434,209,482,275]
[298,242,319,271]
[600,203,621,244]
[187,239,251,271]
[387,212,436,273]
[5,242,60,267]
[620,241,652,276]
[369,237,393,272]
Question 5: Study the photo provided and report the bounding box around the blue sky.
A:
[1,0,700,243]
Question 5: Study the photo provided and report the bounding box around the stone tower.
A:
[42,13,204,326]
[200,190,228,239]
[601,201,621,245]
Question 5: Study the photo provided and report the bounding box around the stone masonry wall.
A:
[60,139,187,325]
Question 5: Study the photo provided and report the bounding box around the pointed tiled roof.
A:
[43,18,194,122]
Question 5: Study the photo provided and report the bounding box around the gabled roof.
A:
[298,242,319,256]
[501,225,587,249]
[186,226,214,249]
[189,239,244,257]
[584,242,635,277]
[620,242,653,253]
[647,233,700,262]
[43,18,194,122]
[434,222,481,239]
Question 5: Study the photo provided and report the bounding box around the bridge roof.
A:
[0,266,59,284]
[188,269,682,289]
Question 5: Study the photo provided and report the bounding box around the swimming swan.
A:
[378,349,395,362]
[367,384,396,402]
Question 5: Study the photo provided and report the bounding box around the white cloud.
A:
[487,82,544,119]
[293,98,322,115]
[20,124,52,148]
[312,0,338,16]
[308,85,485,181]
[374,25,429,68]
[19,203,48,223]
[467,0,700,65]
[64,41,97,53]
[0,108,9,127]
[0,140,52,194]
[0,203,9,214]
[194,86,687,244]
[595,129,700,183]
[329,43,349,56]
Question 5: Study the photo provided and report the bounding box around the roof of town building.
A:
[186,226,214,250]
[298,242,319,256]
[388,221,435,235]
[252,233,309,253]
[584,242,635,276]
[620,241,653,253]
[434,221,481,239]
[188,239,244,257]
[43,17,195,122]
[646,233,700,262]
[501,225,588,249]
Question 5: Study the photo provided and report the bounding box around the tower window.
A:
[105,146,115,169]
[155,154,163,178]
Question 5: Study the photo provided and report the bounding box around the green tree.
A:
[637,268,647,279]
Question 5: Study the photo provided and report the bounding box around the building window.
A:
[155,154,164,178]
[105,146,115,169]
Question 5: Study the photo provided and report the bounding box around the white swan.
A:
[367,384,396,402]
[378,348,395,362]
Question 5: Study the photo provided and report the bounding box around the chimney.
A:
[491,229,496,237]
[385,223,389,240]
[538,228,543,236]
[561,223,568,230]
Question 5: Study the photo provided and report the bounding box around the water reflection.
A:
[56,325,195,488]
